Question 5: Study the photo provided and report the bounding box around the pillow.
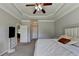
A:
[58,35,72,44]
[58,38,71,44]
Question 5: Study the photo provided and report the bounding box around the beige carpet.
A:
[4,40,36,56]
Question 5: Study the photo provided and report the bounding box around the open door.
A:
[30,20,38,40]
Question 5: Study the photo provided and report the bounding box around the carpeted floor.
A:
[4,40,36,56]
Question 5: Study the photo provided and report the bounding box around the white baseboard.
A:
[8,49,15,54]
[0,49,15,56]
[0,50,8,56]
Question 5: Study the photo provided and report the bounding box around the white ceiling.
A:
[0,3,79,22]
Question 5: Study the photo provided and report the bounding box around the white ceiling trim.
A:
[21,20,30,22]
[38,20,55,22]
[21,20,55,22]
[22,13,53,20]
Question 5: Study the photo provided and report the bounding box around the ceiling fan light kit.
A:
[26,3,52,14]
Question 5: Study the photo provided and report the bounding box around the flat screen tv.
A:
[9,26,15,38]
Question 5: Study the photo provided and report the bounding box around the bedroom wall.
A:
[21,21,55,39]
[38,22,55,39]
[0,8,21,55]
[55,7,79,37]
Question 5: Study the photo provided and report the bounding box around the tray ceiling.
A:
[0,3,79,21]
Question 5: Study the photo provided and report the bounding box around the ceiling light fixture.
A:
[35,4,42,11]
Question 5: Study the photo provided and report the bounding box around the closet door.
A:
[20,25,28,43]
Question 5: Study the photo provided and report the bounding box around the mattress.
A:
[34,39,79,56]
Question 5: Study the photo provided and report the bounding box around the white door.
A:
[20,25,28,43]
[32,28,38,39]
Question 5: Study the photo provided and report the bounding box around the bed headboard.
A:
[64,26,79,38]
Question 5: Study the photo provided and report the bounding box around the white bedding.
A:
[34,39,79,56]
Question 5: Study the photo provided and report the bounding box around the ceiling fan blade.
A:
[26,4,35,6]
[43,3,52,6]
[33,9,37,14]
[41,9,46,13]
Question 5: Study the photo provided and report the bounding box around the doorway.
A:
[30,20,38,40]
[17,25,20,45]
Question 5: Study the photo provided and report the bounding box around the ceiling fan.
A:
[26,3,52,14]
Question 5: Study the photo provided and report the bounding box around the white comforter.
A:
[34,39,79,56]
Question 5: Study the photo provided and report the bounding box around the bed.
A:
[34,26,79,56]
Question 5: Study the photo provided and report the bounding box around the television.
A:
[9,26,15,38]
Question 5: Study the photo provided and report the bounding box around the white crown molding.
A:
[21,20,30,22]
[21,20,55,22]
[38,20,55,22]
